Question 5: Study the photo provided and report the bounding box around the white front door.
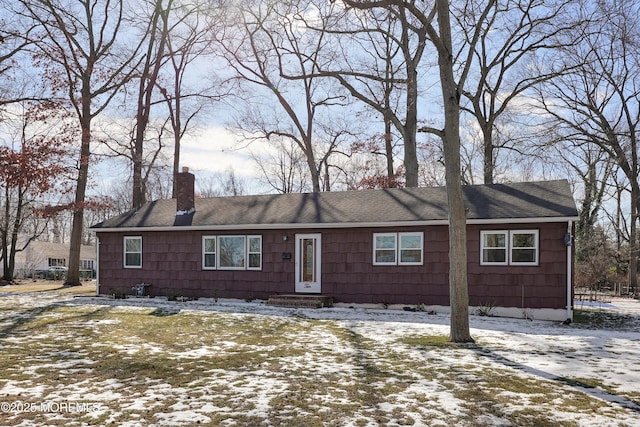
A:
[295,234,321,293]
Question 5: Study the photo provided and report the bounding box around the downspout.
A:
[95,236,100,296]
[565,221,573,322]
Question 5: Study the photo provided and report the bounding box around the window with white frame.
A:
[399,232,423,264]
[202,235,262,270]
[80,259,94,270]
[48,258,66,267]
[219,236,246,269]
[247,236,262,269]
[373,232,423,266]
[480,231,508,265]
[510,231,538,265]
[203,236,216,269]
[124,236,142,268]
[373,233,397,265]
[480,230,538,266]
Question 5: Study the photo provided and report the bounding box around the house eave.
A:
[468,216,580,225]
[91,216,580,233]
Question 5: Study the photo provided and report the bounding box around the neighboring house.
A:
[1,239,96,279]
[92,169,579,321]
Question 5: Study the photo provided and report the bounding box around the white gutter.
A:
[92,216,581,233]
[566,221,573,321]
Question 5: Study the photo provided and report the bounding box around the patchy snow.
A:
[155,408,212,426]
[0,291,639,426]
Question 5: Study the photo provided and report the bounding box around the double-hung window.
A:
[203,236,216,269]
[124,236,142,268]
[374,233,397,265]
[247,236,262,269]
[480,231,508,265]
[373,232,423,266]
[510,231,538,265]
[480,230,538,266]
[202,235,262,270]
[399,233,423,264]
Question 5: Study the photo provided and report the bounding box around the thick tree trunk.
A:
[384,110,395,183]
[404,132,418,187]
[630,183,639,293]
[132,84,147,209]
[65,110,92,287]
[133,0,171,208]
[1,188,11,282]
[308,154,321,193]
[132,137,146,208]
[172,131,181,198]
[6,231,17,282]
[482,126,494,184]
[404,68,419,187]
[170,76,182,198]
[436,0,473,343]
[4,188,24,282]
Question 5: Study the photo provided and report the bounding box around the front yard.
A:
[0,283,639,426]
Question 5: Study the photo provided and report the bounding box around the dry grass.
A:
[0,290,638,426]
[0,279,96,296]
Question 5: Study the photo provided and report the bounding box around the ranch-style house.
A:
[91,169,579,321]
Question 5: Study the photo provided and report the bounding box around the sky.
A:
[179,126,259,182]
[88,118,276,197]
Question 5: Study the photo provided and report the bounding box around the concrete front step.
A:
[266,294,333,309]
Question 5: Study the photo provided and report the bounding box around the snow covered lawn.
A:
[0,290,639,426]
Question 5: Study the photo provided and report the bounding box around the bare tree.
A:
[560,143,613,263]
[575,224,618,292]
[305,5,427,187]
[605,171,634,281]
[101,1,220,206]
[15,0,143,285]
[456,0,580,184]
[0,6,38,107]
[344,0,496,342]
[536,0,640,292]
[161,1,225,198]
[99,115,170,199]
[197,168,247,197]
[213,0,351,192]
[0,102,69,282]
[129,0,173,209]
[429,0,474,342]
[252,138,310,193]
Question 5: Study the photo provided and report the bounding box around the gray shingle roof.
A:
[91,180,578,230]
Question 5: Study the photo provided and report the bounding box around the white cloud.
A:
[180,126,256,176]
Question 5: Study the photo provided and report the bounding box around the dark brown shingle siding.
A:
[97,222,570,309]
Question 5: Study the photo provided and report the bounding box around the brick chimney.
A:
[176,167,195,215]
